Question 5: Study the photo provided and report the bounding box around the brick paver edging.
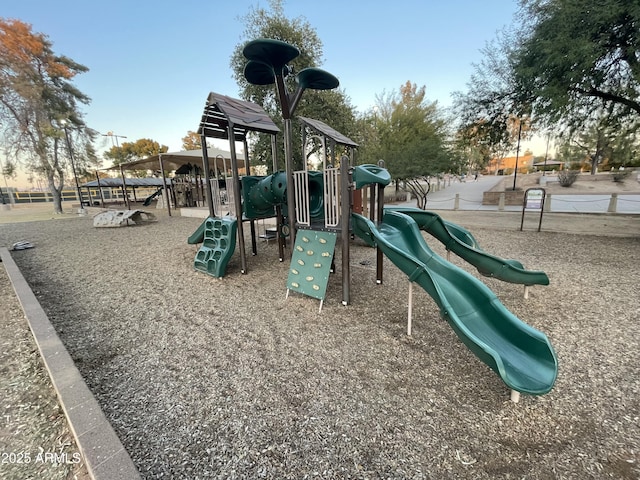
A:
[0,247,141,480]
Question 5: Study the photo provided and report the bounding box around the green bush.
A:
[557,170,579,187]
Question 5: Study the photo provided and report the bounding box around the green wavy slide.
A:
[352,210,558,395]
[387,206,549,286]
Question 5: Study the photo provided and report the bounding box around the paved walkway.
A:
[391,175,639,237]
[402,176,640,214]
[428,210,639,237]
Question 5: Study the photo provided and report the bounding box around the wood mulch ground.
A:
[0,208,638,479]
[0,265,90,480]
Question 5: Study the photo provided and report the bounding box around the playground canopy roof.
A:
[198,92,280,140]
[298,116,358,148]
[104,148,245,173]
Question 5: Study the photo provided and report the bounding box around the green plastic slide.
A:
[188,217,237,278]
[352,211,558,395]
[387,207,549,286]
[187,218,208,245]
[142,187,163,206]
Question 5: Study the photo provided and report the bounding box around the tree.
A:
[0,18,96,213]
[376,81,454,209]
[556,115,640,172]
[455,120,512,175]
[512,0,640,172]
[459,0,640,168]
[608,128,640,169]
[181,131,201,150]
[230,0,357,171]
[514,0,640,128]
[352,107,381,165]
[1,159,17,204]
[297,88,357,166]
[453,28,529,163]
[103,138,168,177]
[104,138,168,165]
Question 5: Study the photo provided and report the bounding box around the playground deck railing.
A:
[293,170,311,226]
[323,167,340,227]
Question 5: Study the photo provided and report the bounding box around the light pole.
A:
[60,120,85,214]
[102,131,127,149]
[542,135,550,176]
[512,120,523,191]
[102,131,128,208]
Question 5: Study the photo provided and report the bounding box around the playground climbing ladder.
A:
[189,217,238,278]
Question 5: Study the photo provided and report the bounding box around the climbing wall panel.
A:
[286,230,337,300]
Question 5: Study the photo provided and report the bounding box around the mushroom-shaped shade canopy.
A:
[244,60,276,86]
[243,38,300,72]
[296,67,339,90]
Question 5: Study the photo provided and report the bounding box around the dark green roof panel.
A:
[198,92,280,140]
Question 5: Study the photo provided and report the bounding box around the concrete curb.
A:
[0,247,141,480]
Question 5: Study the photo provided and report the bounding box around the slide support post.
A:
[407,281,414,336]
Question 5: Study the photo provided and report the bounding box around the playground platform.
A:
[179,206,212,218]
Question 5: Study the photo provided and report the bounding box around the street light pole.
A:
[102,131,128,207]
[512,120,523,191]
[102,131,127,149]
[542,135,550,176]
[61,121,85,214]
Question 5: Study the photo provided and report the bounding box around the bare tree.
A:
[0,18,96,213]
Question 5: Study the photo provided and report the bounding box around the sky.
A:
[2,0,534,187]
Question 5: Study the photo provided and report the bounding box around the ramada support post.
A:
[407,281,414,336]
[200,135,215,218]
[341,155,351,305]
[158,154,172,217]
[227,121,248,274]
[376,180,385,284]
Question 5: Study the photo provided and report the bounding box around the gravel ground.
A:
[1,210,639,479]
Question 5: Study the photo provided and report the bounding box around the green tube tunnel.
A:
[242,170,324,220]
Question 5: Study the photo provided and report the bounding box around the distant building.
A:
[486,151,534,175]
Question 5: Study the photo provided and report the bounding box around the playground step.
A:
[192,217,238,278]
